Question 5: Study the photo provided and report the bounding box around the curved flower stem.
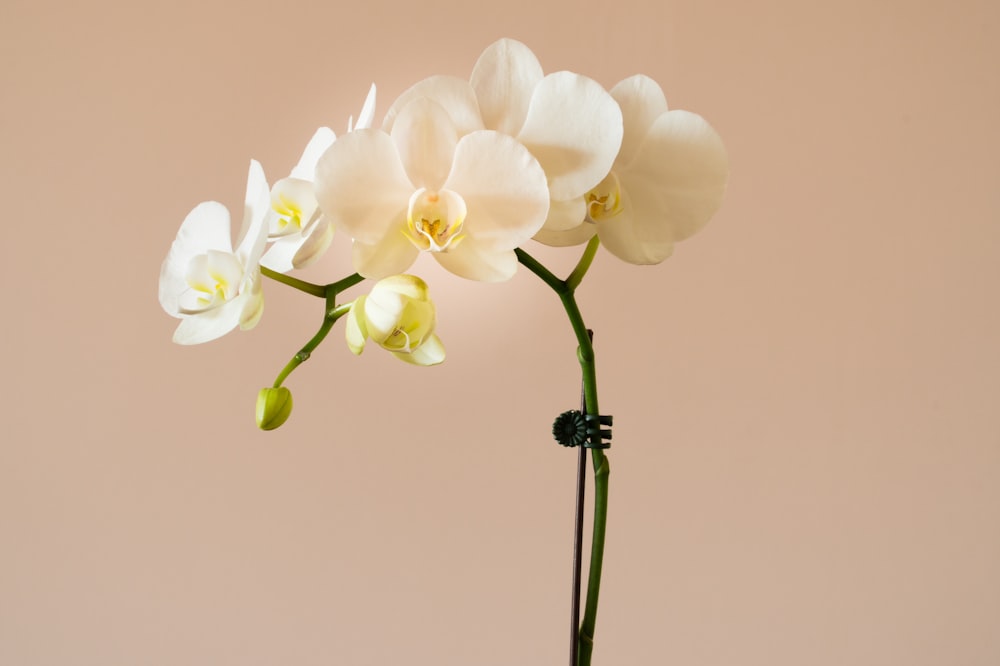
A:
[515,242,609,666]
[270,273,366,387]
[261,265,327,297]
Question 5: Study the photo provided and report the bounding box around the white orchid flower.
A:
[261,84,377,273]
[344,275,445,366]
[314,96,550,282]
[538,76,729,263]
[159,160,271,344]
[382,38,623,235]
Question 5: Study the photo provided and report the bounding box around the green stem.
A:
[261,265,326,297]
[270,273,366,387]
[516,246,609,666]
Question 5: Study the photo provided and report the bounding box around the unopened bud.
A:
[256,387,293,431]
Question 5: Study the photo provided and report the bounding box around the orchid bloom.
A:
[536,75,729,264]
[314,96,550,282]
[382,38,623,236]
[344,275,446,366]
[159,160,271,344]
[260,84,377,273]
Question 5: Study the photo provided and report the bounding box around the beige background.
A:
[2,0,998,664]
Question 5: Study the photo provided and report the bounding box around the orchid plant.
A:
[159,38,728,665]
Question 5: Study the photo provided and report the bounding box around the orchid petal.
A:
[622,109,729,242]
[433,237,518,282]
[470,38,543,136]
[393,333,445,366]
[543,196,586,232]
[517,72,623,201]
[596,187,673,264]
[159,202,232,316]
[289,128,336,180]
[382,75,483,136]
[172,295,244,345]
[351,228,420,280]
[354,83,377,131]
[391,98,458,191]
[314,129,413,245]
[610,75,668,168]
[345,295,368,355]
[291,219,334,269]
[239,277,264,330]
[443,130,549,251]
[236,159,270,253]
[533,222,597,247]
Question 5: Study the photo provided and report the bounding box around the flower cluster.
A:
[159,38,728,427]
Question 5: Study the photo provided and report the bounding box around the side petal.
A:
[543,196,586,232]
[610,75,668,168]
[291,219,335,269]
[239,277,264,330]
[390,98,458,191]
[532,222,597,248]
[443,130,549,251]
[354,83,377,131]
[382,75,484,136]
[433,237,518,282]
[351,228,420,280]
[159,201,232,317]
[345,295,368,355]
[393,333,445,366]
[290,127,336,180]
[172,296,244,345]
[260,235,300,273]
[622,109,729,243]
[517,72,624,201]
[470,38,543,136]
[314,129,414,245]
[596,188,674,264]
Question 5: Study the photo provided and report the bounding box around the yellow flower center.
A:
[273,192,303,232]
[584,171,624,223]
[406,188,467,252]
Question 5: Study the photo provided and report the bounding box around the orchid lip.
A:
[405,187,468,252]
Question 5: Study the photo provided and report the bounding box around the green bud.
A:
[256,387,293,431]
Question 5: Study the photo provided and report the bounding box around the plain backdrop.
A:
[2,0,998,664]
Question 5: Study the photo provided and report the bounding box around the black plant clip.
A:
[552,410,613,449]
[584,413,613,449]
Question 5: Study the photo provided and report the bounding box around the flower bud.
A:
[256,387,293,430]
[345,275,446,366]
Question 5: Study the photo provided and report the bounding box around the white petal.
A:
[354,83,377,131]
[610,75,668,168]
[470,38,543,136]
[532,223,597,248]
[290,128,336,180]
[596,188,673,264]
[382,75,484,136]
[345,296,368,355]
[260,236,299,273]
[443,131,549,251]
[159,201,232,317]
[433,237,518,282]
[292,219,334,269]
[314,129,414,245]
[351,229,420,280]
[172,295,244,345]
[517,72,623,201]
[236,159,271,252]
[543,196,586,232]
[371,274,429,302]
[621,109,729,243]
[239,277,264,330]
[393,333,445,366]
[390,98,458,190]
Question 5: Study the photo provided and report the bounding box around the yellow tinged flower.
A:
[345,275,445,366]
